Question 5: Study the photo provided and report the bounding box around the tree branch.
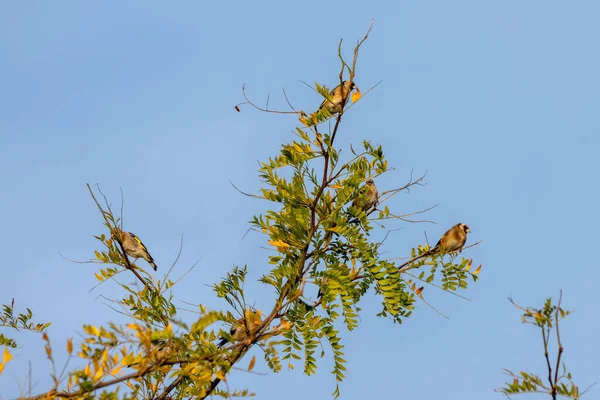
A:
[86,184,148,288]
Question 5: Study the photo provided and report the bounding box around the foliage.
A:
[497,292,594,399]
[0,300,51,375]
[2,22,483,399]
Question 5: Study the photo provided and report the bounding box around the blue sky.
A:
[2,1,599,399]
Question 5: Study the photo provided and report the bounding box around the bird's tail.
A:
[217,337,228,348]
[423,245,438,257]
[346,215,360,224]
[317,288,324,299]
[149,260,158,271]
[298,298,315,311]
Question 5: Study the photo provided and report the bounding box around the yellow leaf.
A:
[474,265,482,275]
[288,363,294,370]
[465,259,473,271]
[0,362,4,375]
[101,348,109,364]
[94,366,104,381]
[279,320,291,331]
[352,90,361,102]
[248,356,256,372]
[66,338,73,356]
[111,365,122,376]
[86,325,100,336]
[416,286,424,296]
[268,239,289,248]
[3,348,12,364]
[126,323,139,331]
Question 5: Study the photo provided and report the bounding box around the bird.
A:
[126,339,178,368]
[217,309,262,348]
[351,178,378,213]
[318,80,360,115]
[347,178,379,225]
[113,229,158,271]
[316,277,329,300]
[429,223,471,254]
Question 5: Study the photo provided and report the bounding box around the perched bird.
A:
[113,229,158,271]
[429,223,471,254]
[126,339,178,368]
[316,277,329,300]
[318,80,360,115]
[347,178,379,225]
[352,178,379,213]
[217,309,262,348]
[153,339,178,361]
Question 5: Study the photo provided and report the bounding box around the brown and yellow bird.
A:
[318,80,360,115]
[126,339,178,368]
[217,309,262,348]
[113,229,158,271]
[352,178,378,212]
[429,223,471,254]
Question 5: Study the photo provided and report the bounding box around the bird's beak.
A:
[466,228,471,233]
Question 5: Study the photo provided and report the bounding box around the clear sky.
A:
[1,1,599,399]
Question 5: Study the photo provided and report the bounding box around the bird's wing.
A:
[432,234,445,251]
[131,233,151,254]
[318,85,342,111]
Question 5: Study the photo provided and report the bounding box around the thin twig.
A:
[404,272,471,301]
[542,320,554,398]
[241,84,301,115]
[400,276,448,319]
[553,289,564,398]
[229,179,266,199]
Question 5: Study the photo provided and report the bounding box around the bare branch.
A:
[240,84,302,115]
[229,179,267,200]
[553,289,564,397]
[404,272,472,301]
[400,276,448,319]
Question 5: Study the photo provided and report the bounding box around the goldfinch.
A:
[430,223,471,254]
[347,178,379,224]
[126,339,178,368]
[217,309,262,348]
[352,178,378,212]
[318,80,359,115]
[113,229,158,271]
